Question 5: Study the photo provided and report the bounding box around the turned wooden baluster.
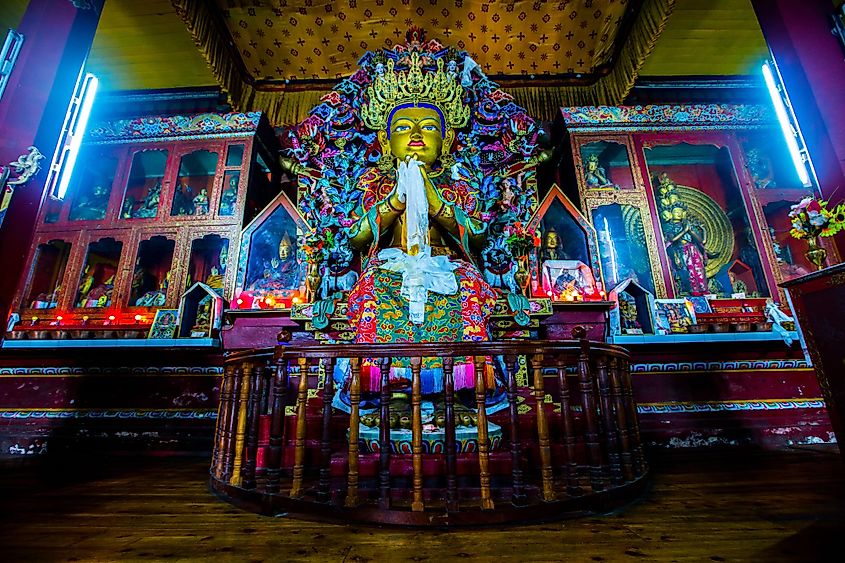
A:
[621,359,647,477]
[474,355,495,510]
[410,356,425,512]
[596,354,623,487]
[345,357,362,507]
[506,355,526,505]
[213,363,236,480]
[230,361,253,487]
[608,356,634,482]
[556,356,581,496]
[378,356,392,510]
[578,339,605,492]
[443,356,458,512]
[265,358,289,494]
[317,358,336,503]
[241,362,266,490]
[531,353,555,501]
[290,356,309,498]
[221,362,243,482]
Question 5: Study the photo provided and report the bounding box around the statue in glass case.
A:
[219,176,238,215]
[540,227,563,262]
[70,184,110,221]
[193,188,209,215]
[657,173,709,296]
[583,154,612,188]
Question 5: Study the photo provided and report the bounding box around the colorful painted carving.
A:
[283,29,544,425]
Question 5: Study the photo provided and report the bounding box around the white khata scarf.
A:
[378,157,458,324]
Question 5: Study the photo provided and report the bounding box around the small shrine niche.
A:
[528,184,604,301]
[580,140,636,190]
[120,149,167,220]
[129,236,175,307]
[188,235,229,296]
[236,192,307,309]
[171,150,217,217]
[68,147,119,222]
[25,239,71,309]
[609,278,656,336]
[75,238,122,309]
[727,259,758,297]
[177,282,224,338]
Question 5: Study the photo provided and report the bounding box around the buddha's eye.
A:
[393,124,411,133]
[421,124,438,132]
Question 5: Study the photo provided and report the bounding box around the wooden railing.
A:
[210,339,648,526]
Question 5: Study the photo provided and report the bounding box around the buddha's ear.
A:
[443,128,455,151]
[377,129,389,151]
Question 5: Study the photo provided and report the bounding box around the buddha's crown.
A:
[360,51,469,131]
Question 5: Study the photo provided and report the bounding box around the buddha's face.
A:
[546,230,559,248]
[379,105,454,168]
[279,239,293,260]
[671,207,686,221]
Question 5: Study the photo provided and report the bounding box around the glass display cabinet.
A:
[560,104,809,341]
[11,112,279,338]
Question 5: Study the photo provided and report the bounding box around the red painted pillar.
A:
[0,0,103,327]
[752,0,845,256]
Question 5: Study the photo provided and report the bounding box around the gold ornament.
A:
[360,52,470,132]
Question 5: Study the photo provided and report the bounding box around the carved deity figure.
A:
[583,153,612,188]
[540,227,563,263]
[657,173,709,296]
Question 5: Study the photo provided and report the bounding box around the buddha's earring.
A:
[378,148,394,172]
[440,150,456,171]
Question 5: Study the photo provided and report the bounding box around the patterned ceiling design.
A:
[216,0,636,83]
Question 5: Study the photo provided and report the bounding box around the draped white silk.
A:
[378,157,459,324]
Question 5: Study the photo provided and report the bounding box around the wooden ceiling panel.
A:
[86,0,217,91]
[641,0,768,76]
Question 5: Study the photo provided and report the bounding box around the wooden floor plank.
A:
[0,447,842,562]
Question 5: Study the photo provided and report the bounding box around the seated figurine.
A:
[70,184,110,221]
[193,188,209,215]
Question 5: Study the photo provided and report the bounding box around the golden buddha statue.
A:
[344,53,497,415]
[540,227,563,263]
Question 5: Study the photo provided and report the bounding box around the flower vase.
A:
[514,255,531,296]
[805,237,828,271]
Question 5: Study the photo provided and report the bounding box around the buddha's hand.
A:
[396,155,424,203]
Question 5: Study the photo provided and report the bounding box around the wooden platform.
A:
[0,447,842,561]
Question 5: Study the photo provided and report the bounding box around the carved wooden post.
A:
[608,355,634,482]
[213,362,236,480]
[443,355,458,512]
[556,357,581,496]
[265,357,289,494]
[230,361,253,487]
[241,362,266,490]
[578,339,605,492]
[318,358,336,503]
[622,359,647,477]
[410,356,424,512]
[378,356,392,510]
[596,354,623,487]
[474,355,494,511]
[345,357,361,507]
[221,362,243,482]
[531,353,554,501]
[506,355,525,504]
[290,356,309,498]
